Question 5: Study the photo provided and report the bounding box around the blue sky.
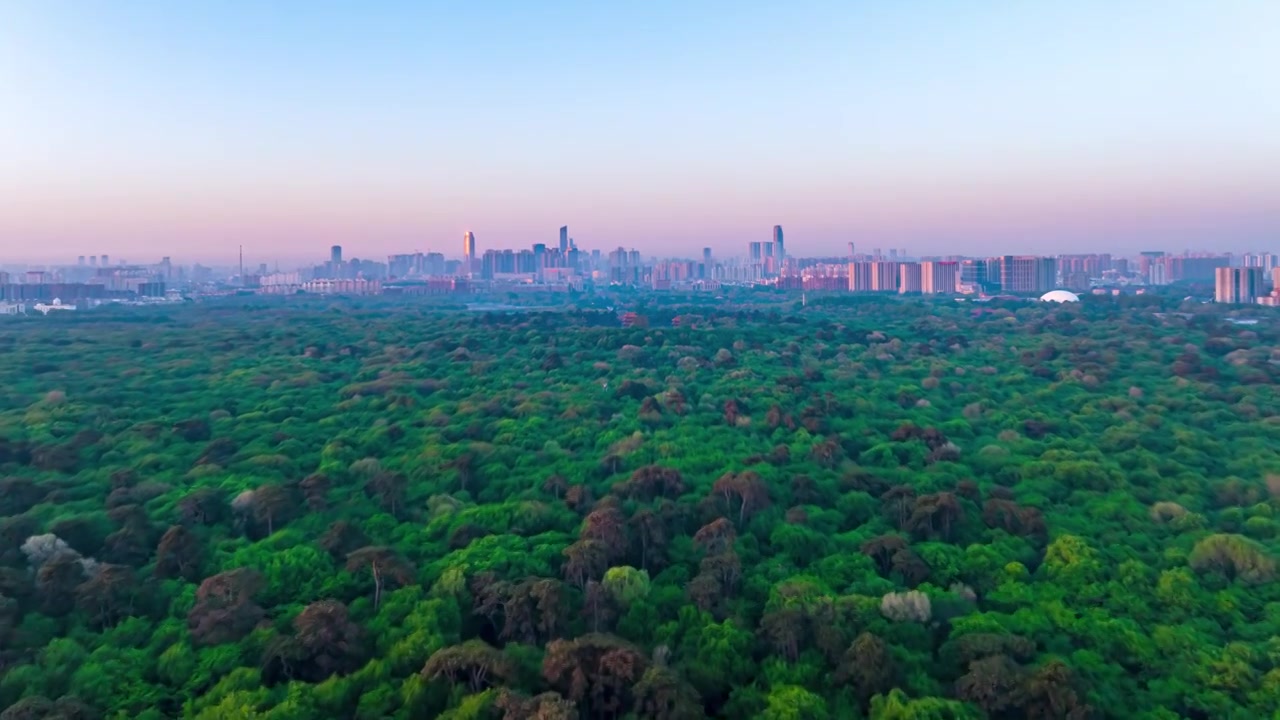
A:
[1,0,1277,263]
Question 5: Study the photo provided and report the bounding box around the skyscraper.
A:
[463,232,476,274]
[749,242,763,262]
[1216,267,1262,304]
[999,256,1056,294]
[559,226,569,254]
[331,245,343,265]
[898,263,923,294]
[870,261,902,292]
[848,262,873,291]
[960,259,987,290]
[922,261,959,294]
[773,225,785,259]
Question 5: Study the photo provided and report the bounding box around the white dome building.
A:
[1040,290,1081,303]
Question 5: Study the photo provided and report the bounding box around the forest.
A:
[0,294,1278,719]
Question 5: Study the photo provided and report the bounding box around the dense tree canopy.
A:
[0,294,1278,718]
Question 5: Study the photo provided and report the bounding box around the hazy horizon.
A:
[3,1,1278,263]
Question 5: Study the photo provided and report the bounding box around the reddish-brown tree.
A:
[542,634,648,719]
[614,466,686,501]
[760,607,807,662]
[693,518,737,555]
[422,639,512,692]
[155,525,203,581]
[581,505,629,562]
[298,473,331,511]
[1023,660,1093,719]
[907,492,964,541]
[36,552,86,617]
[632,664,704,720]
[188,568,266,645]
[542,474,569,500]
[345,546,414,610]
[264,600,365,684]
[956,655,1027,716]
[495,690,578,720]
[252,484,294,535]
[860,535,909,576]
[881,485,918,530]
[364,471,407,519]
[836,632,896,704]
[176,488,226,527]
[562,540,609,589]
[564,484,594,512]
[722,399,740,426]
[76,563,136,628]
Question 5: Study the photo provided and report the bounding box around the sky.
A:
[2,0,1279,264]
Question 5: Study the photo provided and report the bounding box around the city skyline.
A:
[3,1,1279,261]
[2,232,1278,270]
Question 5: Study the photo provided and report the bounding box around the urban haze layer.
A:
[0,226,1276,315]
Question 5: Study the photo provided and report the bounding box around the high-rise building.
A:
[101,255,110,267]
[1216,267,1263,304]
[1148,262,1169,286]
[463,232,477,274]
[848,262,873,291]
[532,243,547,276]
[1244,252,1277,272]
[773,226,785,259]
[331,245,343,265]
[388,253,425,277]
[89,256,98,267]
[898,263,923,294]
[1169,255,1229,282]
[559,226,569,254]
[999,256,1056,294]
[1059,253,1111,279]
[960,259,987,290]
[870,261,902,292]
[984,258,1004,290]
[77,256,85,266]
[922,261,959,294]
[749,242,763,262]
